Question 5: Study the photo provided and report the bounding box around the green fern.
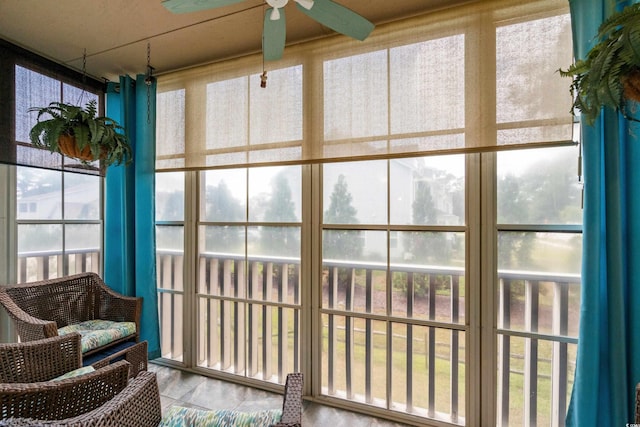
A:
[559,3,640,124]
[28,100,132,167]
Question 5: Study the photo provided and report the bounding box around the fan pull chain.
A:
[261,2,268,88]
[260,70,268,88]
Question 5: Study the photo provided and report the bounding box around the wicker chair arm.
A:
[0,334,82,383]
[0,371,161,427]
[277,373,303,426]
[0,360,130,422]
[96,281,142,330]
[635,382,640,423]
[0,291,58,341]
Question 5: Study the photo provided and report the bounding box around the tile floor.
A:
[148,362,410,427]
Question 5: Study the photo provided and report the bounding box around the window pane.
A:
[390,35,465,133]
[159,292,183,361]
[157,223,184,363]
[15,66,59,144]
[324,50,388,140]
[249,66,303,145]
[202,170,246,222]
[249,166,301,223]
[62,84,98,110]
[321,314,389,408]
[157,225,184,291]
[323,160,387,225]
[391,324,465,420]
[64,172,100,220]
[207,77,248,150]
[156,172,185,221]
[17,167,61,220]
[390,155,464,225]
[391,231,465,323]
[201,225,245,256]
[17,224,62,282]
[496,15,573,124]
[249,226,300,259]
[65,224,100,274]
[156,89,186,168]
[497,145,582,225]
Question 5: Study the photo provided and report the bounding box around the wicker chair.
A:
[0,334,82,384]
[636,382,640,423]
[0,273,141,358]
[273,372,304,427]
[0,334,131,421]
[0,371,162,427]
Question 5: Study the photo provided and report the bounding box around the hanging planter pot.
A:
[57,134,102,162]
[623,67,640,103]
[28,100,132,167]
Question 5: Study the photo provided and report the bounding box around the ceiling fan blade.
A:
[263,7,287,61]
[296,0,374,41]
[162,0,246,14]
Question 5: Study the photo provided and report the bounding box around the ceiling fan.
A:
[161,0,375,61]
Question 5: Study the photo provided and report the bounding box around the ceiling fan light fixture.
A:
[266,0,287,20]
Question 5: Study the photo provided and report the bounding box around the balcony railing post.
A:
[524,280,539,426]
[248,261,259,377]
[263,262,273,380]
[552,281,569,427]
[451,274,459,423]
[428,274,436,418]
[365,269,373,404]
[499,278,512,426]
[209,258,220,367]
[278,263,289,382]
[234,259,245,375]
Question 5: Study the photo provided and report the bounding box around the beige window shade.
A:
[156,0,573,172]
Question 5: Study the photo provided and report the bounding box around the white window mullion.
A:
[185,170,198,367]
[0,163,17,342]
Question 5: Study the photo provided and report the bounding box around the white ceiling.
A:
[0,0,472,82]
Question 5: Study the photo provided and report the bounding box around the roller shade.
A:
[156,0,574,171]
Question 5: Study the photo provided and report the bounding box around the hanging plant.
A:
[28,100,132,166]
[559,3,640,125]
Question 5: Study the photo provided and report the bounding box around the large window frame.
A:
[153,1,578,425]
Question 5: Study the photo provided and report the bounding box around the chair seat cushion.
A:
[51,366,95,381]
[58,320,136,353]
[158,406,282,427]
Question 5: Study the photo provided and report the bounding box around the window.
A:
[154,1,577,424]
[156,171,185,361]
[13,66,103,283]
[196,166,302,381]
[16,166,102,282]
[321,156,466,422]
[495,146,581,426]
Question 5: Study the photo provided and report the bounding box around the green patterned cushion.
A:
[58,320,136,353]
[158,406,283,427]
[51,366,95,381]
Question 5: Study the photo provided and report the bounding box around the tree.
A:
[261,173,299,257]
[204,180,244,253]
[323,174,363,260]
[400,179,451,296]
